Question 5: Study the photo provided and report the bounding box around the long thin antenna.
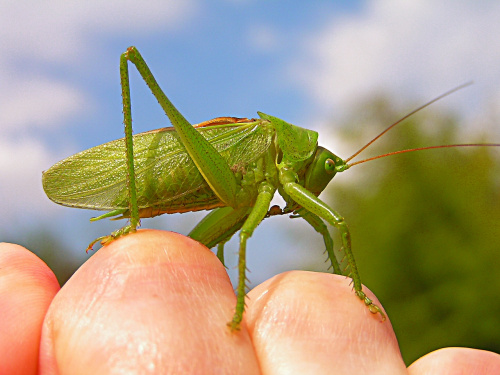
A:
[348,143,500,167]
[345,82,473,163]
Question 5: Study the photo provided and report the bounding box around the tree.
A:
[322,100,500,364]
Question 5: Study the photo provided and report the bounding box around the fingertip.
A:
[408,347,500,375]
[41,230,260,374]
[246,271,406,374]
[0,243,60,291]
[0,243,60,375]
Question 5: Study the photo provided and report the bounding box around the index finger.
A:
[40,230,260,374]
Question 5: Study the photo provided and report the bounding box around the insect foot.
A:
[227,315,243,332]
[355,290,386,321]
[86,224,138,253]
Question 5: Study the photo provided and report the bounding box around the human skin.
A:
[1,230,499,374]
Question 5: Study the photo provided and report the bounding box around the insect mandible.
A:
[42,47,500,331]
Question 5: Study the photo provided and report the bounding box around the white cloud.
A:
[0,1,198,223]
[290,0,500,123]
[0,1,197,63]
[0,74,85,132]
[247,25,280,52]
[0,1,197,131]
[0,137,58,218]
[0,0,198,133]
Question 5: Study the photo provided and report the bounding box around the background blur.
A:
[1,0,499,365]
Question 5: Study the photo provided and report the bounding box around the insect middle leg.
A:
[229,181,275,331]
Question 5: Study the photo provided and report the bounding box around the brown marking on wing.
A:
[141,117,256,135]
[194,117,255,128]
[138,201,225,217]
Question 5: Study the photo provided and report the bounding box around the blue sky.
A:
[1,1,500,284]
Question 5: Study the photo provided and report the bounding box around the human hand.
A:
[1,230,499,374]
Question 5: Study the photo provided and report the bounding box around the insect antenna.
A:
[344,82,500,167]
[348,143,500,167]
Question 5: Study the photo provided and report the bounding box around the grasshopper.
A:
[42,47,499,330]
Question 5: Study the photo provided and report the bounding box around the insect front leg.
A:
[281,172,385,320]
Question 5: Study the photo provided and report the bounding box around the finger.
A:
[0,243,60,374]
[408,347,500,374]
[40,230,260,374]
[246,271,407,375]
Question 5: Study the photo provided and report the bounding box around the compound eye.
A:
[325,158,336,174]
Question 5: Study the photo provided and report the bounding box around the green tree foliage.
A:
[324,100,500,365]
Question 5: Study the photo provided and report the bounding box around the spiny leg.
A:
[281,175,385,320]
[89,45,242,250]
[296,209,342,275]
[120,52,140,231]
[230,182,275,331]
[122,47,239,207]
[87,49,142,250]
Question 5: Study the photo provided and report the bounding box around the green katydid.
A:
[42,46,500,331]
